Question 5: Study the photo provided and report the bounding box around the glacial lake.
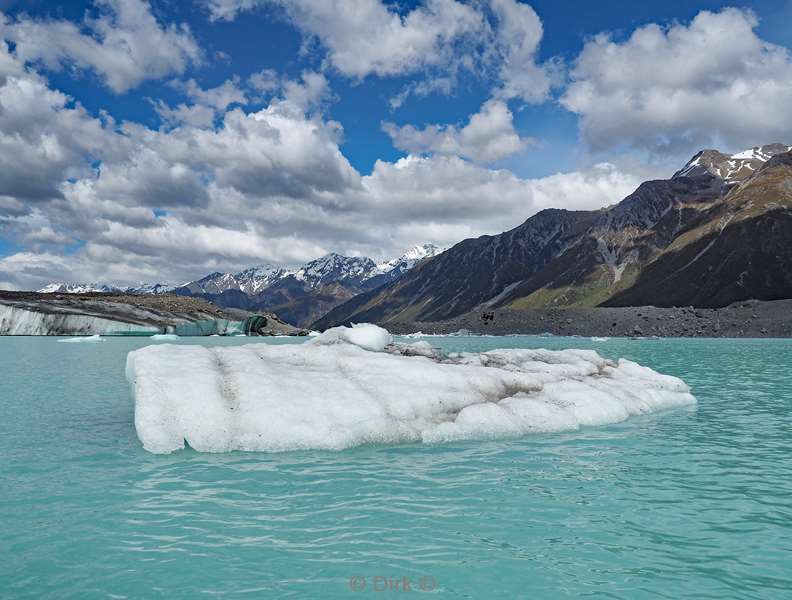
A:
[1,335,791,599]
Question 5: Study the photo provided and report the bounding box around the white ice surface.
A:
[58,334,105,343]
[150,334,180,341]
[126,324,696,454]
[311,323,393,351]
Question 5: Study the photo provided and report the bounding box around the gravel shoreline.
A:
[383,299,792,338]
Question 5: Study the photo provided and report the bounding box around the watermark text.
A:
[348,575,437,593]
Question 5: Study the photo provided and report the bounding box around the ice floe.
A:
[58,334,105,343]
[150,334,180,341]
[126,324,696,454]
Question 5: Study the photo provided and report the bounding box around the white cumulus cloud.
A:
[205,0,555,108]
[383,99,529,163]
[561,8,792,155]
[1,0,201,93]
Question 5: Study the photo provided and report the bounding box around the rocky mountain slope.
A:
[605,149,792,307]
[315,144,792,328]
[315,209,600,327]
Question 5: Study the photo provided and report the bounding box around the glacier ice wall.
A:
[0,304,160,336]
[170,319,242,336]
[0,304,243,336]
[126,324,696,454]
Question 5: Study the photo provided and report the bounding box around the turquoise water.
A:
[1,335,791,599]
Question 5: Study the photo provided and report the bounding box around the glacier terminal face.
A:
[0,304,160,336]
[126,324,696,454]
[0,301,244,336]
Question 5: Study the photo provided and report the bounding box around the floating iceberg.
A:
[150,334,180,341]
[58,334,105,343]
[126,324,696,454]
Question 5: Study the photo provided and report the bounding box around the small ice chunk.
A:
[310,323,392,351]
[58,334,105,343]
[590,336,610,342]
[126,324,696,454]
[150,334,180,341]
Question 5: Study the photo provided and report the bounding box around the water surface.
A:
[1,335,790,598]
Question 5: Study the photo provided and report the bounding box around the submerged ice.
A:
[126,324,696,454]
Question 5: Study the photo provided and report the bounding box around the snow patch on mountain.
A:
[372,243,444,277]
[291,253,376,286]
[235,264,286,294]
[731,146,791,161]
[675,143,792,183]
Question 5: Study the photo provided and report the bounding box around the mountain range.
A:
[314,143,792,329]
[39,244,444,326]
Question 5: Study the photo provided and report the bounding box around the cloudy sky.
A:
[1,0,791,290]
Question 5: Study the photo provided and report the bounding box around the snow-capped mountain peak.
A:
[235,264,286,295]
[674,143,792,183]
[38,281,174,294]
[293,253,376,285]
[730,145,791,161]
[126,283,174,295]
[38,283,69,293]
[373,243,444,276]
[37,282,120,294]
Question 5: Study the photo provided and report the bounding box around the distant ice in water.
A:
[150,334,180,341]
[126,324,696,454]
[591,337,610,342]
[58,334,105,343]
[312,322,393,351]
